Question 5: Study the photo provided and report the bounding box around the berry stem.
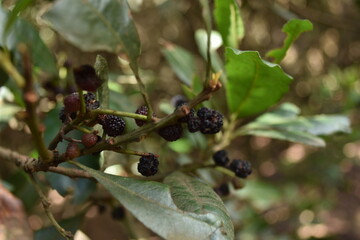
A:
[78,88,86,115]
[0,49,25,87]
[110,148,159,158]
[92,109,148,120]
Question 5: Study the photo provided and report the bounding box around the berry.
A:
[111,206,125,220]
[187,116,201,132]
[59,107,77,123]
[158,123,183,141]
[66,142,81,159]
[228,159,252,178]
[137,154,159,177]
[84,92,100,110]
[73,65,101,92]
[135,106,149,127]
[179,108,195,123]
[81,133,98,148]
[63,93,80,113]
[214,183,230,197]
[212,150,229,166]
[171,95,187,108]
[99,115,126,137]
[197,107,223,134]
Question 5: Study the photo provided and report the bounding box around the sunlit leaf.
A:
[76,163,234,240]
[225,48,293,118]
[44,0,141,70]
[266,19,313,63]
[214,0,245,48]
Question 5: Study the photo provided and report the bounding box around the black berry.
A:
[213,150,229,166]
[73,65,101,92]
[63,93,80,113]
[137,154,159,177]
[135,106,149,127]
[84,92,100,110]
[171,95,187,108]
[228,159,252,178]
[214,183,230,197]
[59,107,77,123]
[99,115,126,137]
[197,107,223,134]
[179,108,195,123]
[158,123,183,141]
[111,206,125,220]
[81,133,98,148]
[66,142,81,159]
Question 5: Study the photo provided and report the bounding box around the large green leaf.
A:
[225,48,293,118]
[161,43,196,86]
[0,9,57,75]
[43,0,140,70]
[266,19,313,64]
[214,0,244,48]
[76,164,234,240]
[164,172,234,239]
[239,102,351,146]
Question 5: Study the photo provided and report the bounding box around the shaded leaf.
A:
[214,0,244,48]
[164,172,234,239]
[161,42,196,86]
[225,48,293,118]
[95,55,109,109]
[76,163,233,240]
[266,19,313,63]
[0,9,57,75]
[43,0,140,70]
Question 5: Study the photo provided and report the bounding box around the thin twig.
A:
[48,166,94,179]
[29,174,74,240]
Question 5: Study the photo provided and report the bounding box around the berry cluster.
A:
[137,154,159,177]
[213,150,252,179]
[181,107,223,134]
[98,114,126,137]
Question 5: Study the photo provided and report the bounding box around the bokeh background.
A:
[1,0,360,239]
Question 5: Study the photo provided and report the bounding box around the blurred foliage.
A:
[0,0,359,239]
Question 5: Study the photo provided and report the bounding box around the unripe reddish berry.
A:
[63,93,80,113]
[81,133,98,148]
[66,142,81,159]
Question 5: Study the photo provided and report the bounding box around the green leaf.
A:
[164,172,234,239]
[4,0,33,34]
[94,55,109,109]
[161,42,196,86]
[76,163,234,240]
[239,102,351,146]
[214,0,244,48]
[0,9,57,75]
[225,48,293,118]
[43,0,140,71]
[266,19,313,63]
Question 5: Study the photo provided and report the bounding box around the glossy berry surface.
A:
[81,133,98,148]
[73,65,101,92]
[99,115,126,137]
[66,142,81,159]
[228,159,252,178]
[137,154,159,177]
[197,107,224,134]
[158,123,183,141]
[212,150,229,166]
[63,93,80,113]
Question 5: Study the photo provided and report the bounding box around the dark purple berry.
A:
[137,154,159,177]
[66,142,81,159]
[179,108,195,123]
[84,92,100,110]
[81,133,98,148]
[63,93,80,113]
[59,107,77,123]
[213,150,229,166]
[73,65,101,92]
[111,206,125,220]
[228,159,252,178]
[135,106,149,127]
[171,95,187,108]
[99,115,126,137]
[197,107,223,134]
[187,116,201,132]
[214,183,230,197]
[158,123,183,141]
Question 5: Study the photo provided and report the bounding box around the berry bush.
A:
[0,1,355,239]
